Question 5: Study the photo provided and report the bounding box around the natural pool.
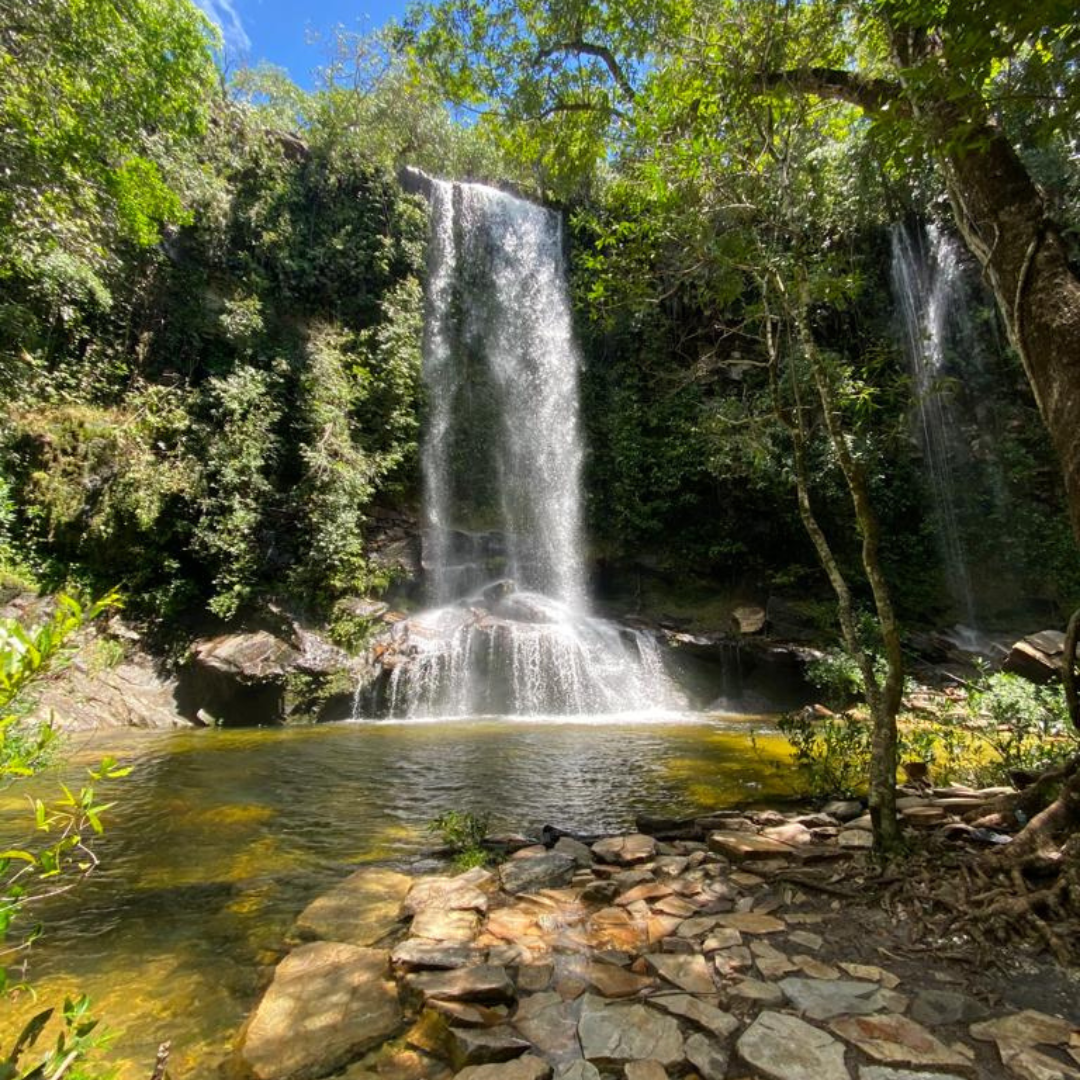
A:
[2,714,795,1078]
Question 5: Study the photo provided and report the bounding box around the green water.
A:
[2,715,794,1077]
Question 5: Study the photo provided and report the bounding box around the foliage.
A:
[1,592,124,1079]
[428,809,491,869]
[778,709,874,800]
[806,650,866,711]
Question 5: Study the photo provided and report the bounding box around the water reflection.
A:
[2,715,792,1077]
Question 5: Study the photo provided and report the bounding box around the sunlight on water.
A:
[1,716,793,1077]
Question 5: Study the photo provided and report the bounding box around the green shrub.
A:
[428,810,492,870]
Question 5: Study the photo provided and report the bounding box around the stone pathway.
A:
[230,803,1080,1080]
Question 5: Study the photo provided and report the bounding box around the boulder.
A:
[405,965,516,1005]
[234,943,402,1080]
[591,834,657,866]
[499,852,576,894]
[732,605,767,635]
[1003,631,1068,684]
[293,868,411,946]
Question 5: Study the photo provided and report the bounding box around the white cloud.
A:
[194,0,251,55]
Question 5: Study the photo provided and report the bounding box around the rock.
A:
[1003,632,1068,684]
[500,853,576,895]
[454,1055,552,1080]
[405,874,491,915]
[579,961,655,999]
[649,994,739,1040]
[580,880,619,904]
[996,1041,1080,1080]
[516,962,554,992]
[428,1000,509,1028]
[653,895,698,918]
[644,954,716,995]
[794,954,843,980]
[235,943,402,1080]
[969,1011,1077,1049]
[577,995,685,1068]
[707,831,794,862]
[765,597,821,642]
[411,908,481,943]
[830,1014,973,1068]
[732,605,767,635]
[839,963,901,989]
[823,799,864,822]
[591,834,657,865]
[762,823,813,845]
[702,928,744,952]
[789,930,824,951]
[838,829,875,849]
[181,630,299,725]
[512,992,580,1059]
[737,1010,850,1080]
[780,977,895,1020]
[554,836,594,867]
[405,965,515,1004]
[555,1064,601,1080]
[710,912,786,934]
[293,868,411,946]
[910,989,989,1027]
[448,1026,531,1068]
[624,1063,668,1080]
[728,978,785,1005]
[685,1032,729,1080]
[859,1071,969,1080]
[391,940,486,970]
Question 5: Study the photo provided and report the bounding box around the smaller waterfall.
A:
[367,177,683,719]
[890,222,977,625]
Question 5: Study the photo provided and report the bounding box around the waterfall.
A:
[372,178,681,718]
[890,222,977,625]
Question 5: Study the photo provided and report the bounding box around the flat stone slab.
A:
[500,852,576,895]
[970,1011,1077,1048]
[711,912,786,934]
[405,965,515,1004]
[578,995,685,1067]
[236,942,402,1080]
[644,953,716,995]
[405,874,491,915]
[411,908,482,943]
[556,1064,601,1080]
[592,834,657,865]
[997,1040,1080,1080]
[859,1070,968,1080]
[512,991,580,1060]
[830,1014,973,1069]
[685,1032,729,1080]
[648,993,739,1040]
[737,1010,850,1080]
[449,1025,531,1068]
[454,1055,552,1080]
[391,940,486,970]
[623,1063,667,1080]
[781,977,894,1020]
[578,961,655,998]
[293,868,411,946]
[910,989,989,1027]
[708,830,794,862]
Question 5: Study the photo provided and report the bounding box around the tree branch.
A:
[760,67,904,115]
[536,40,636,102]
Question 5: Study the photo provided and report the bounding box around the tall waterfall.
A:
[890,222,977,624]
[375,179,680,718]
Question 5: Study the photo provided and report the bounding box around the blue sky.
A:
[194,0,411,89]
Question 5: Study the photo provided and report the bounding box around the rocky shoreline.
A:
[227,801,1080,1080]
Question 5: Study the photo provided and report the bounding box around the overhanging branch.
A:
[760,67,904,114]
[535,40,636,103]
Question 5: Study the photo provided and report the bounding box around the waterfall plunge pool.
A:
[3,713,795,1077]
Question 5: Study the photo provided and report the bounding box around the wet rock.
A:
[780,977,895,1020]
[293,868,411,947]
[859,1070,968,1080]
[580,880,619,904]
[644,954,716,995]
[500,853,576,895]
[428,1000,509,1028]
[737,1010,850,1080]
[649,994,739,1040]
[405,965,515,1004]
[235,943,402,1080]
[579,961,655,998]
[454,1055,552,1080]
[405,874,492,916]
[392,940,486,970]
[448,1026,531,1068]
[512,991,580,1059]
[707,831,794,862]
[1003,632,1067,684]
[653,895,698,918]
[516,962,554,992]
[554,836,593,867]
[830,1014,973,1068]
[685,1032,729,1080]
[577,995,685,1068]
[591,834,657,865]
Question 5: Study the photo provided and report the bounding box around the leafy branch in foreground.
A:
[0,591,127,1080]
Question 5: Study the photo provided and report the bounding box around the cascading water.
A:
[890,221,979,626]
[375,178,680,718]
